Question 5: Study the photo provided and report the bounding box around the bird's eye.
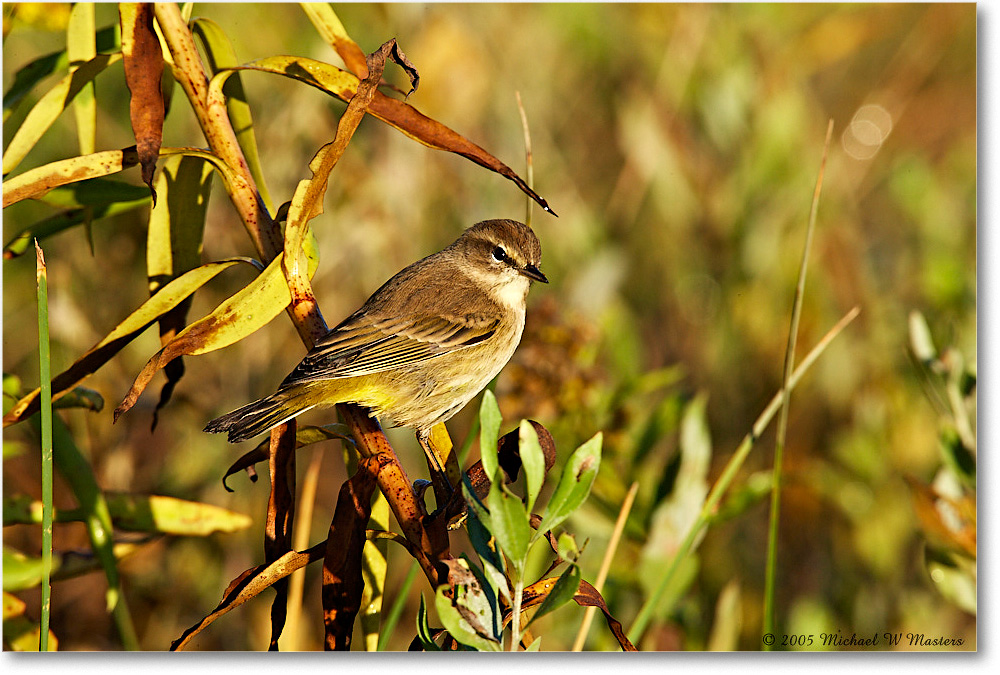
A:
[491,246,508,262]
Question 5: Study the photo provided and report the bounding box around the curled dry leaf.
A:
[225,55,555,215]
[120,3,164,203]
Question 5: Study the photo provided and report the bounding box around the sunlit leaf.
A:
[67,3,97,156]
[299,2,367,77]
[487,479,531,568]
[536,432,602,537]
[519,419,545,513]
[2,53,123,175]
[191,17,273,212]
[478,390,501,482]
[2,148,140,208]
[224,55,553,213]
[3,25,118,121]
[114,252,298,421]
[434,578,501,651]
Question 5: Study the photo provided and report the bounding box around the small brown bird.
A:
[205,219,547,475]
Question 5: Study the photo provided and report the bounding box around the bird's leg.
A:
[417,428,453,511]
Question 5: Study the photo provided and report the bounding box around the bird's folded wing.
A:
[281,312,499,384]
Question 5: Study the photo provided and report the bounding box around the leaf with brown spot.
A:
[114,249,305,422]
[299,2,368,78]
[120,3,164,203]
[3,258,256,428]
[2,53,122,176]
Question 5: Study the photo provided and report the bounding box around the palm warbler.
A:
[205,219,546,460]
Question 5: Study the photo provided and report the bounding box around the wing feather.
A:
[281,311,499,385]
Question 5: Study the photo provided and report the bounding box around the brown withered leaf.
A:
[171,541,326,651]
[120,3,164,204]
[508,578,635,652]
[573,580,636,651]
[264,422,297,651]
[231,55,556,215]
[323,457,380,650]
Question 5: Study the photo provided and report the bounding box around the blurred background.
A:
[3,3,976,651]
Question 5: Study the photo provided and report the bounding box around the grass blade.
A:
[763,120,834,647]
[35,241,53,651]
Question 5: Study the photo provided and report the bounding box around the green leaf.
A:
[37,177,151,207]
[3,52,123,175]
[537,432,603,537]
[52,386,104,412]
[557,532,580,563]
[525,636,542,651]
[525,565,581,628]
[519,419,545,513]
[415,594,441,651]
[67,2,97,156]
[434,582,502,652]
[479,390,501,482]
[487,479,531,569]
[461,474,493,533]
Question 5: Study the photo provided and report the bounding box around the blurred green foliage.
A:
[2,3,975,650]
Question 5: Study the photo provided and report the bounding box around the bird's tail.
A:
[204,388,317,443]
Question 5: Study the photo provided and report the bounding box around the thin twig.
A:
[572,481,639,651]
[515,91,534,227]
[763,119,834,646]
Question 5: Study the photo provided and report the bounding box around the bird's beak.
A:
[521,264,548,283]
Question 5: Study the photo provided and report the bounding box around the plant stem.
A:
[36,241,53,652]
[510,574,524,651]
[763,120,833,647]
